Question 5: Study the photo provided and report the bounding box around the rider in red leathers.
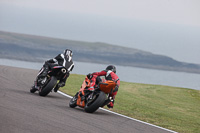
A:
[87,65,120,109]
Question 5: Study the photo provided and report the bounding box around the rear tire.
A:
[84,91,106,113]
[39,76,57,96]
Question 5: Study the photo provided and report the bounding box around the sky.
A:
[0,0,200,64]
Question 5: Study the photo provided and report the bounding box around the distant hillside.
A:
[0,31,200,74]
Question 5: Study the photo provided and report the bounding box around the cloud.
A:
[1,0,200,26]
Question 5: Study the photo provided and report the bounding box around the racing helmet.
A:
[64,49,73,57]
[106,65,116,73]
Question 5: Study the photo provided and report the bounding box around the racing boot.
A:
[54,82,63,92]
[101,97,113,107]
[54,80,65,92]
[54,84,59,92]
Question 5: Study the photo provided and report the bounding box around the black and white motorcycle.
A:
[30,66,68,96]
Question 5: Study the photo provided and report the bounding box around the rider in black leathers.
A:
[32,49,74,92]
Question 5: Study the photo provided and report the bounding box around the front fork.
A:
[35,76,49,91]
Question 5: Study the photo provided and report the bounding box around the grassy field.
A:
[60,74,200,133]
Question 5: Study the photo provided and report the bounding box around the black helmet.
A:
[106,65,116,73]
[64,49,73,57]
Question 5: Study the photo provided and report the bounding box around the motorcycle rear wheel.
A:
[84,91,106,113]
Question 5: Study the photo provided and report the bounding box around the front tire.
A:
[84,91,106,113]
[39,76,57,96]
[69,96,77,108]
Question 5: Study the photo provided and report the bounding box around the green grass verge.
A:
[60,74,200,133]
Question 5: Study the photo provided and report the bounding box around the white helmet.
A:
[64,49,73,57]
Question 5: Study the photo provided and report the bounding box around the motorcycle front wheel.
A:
[69,96,77,108]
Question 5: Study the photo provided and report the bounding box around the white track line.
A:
[58,91,178,133]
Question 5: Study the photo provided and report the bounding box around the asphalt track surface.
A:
[0,65,177,133]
